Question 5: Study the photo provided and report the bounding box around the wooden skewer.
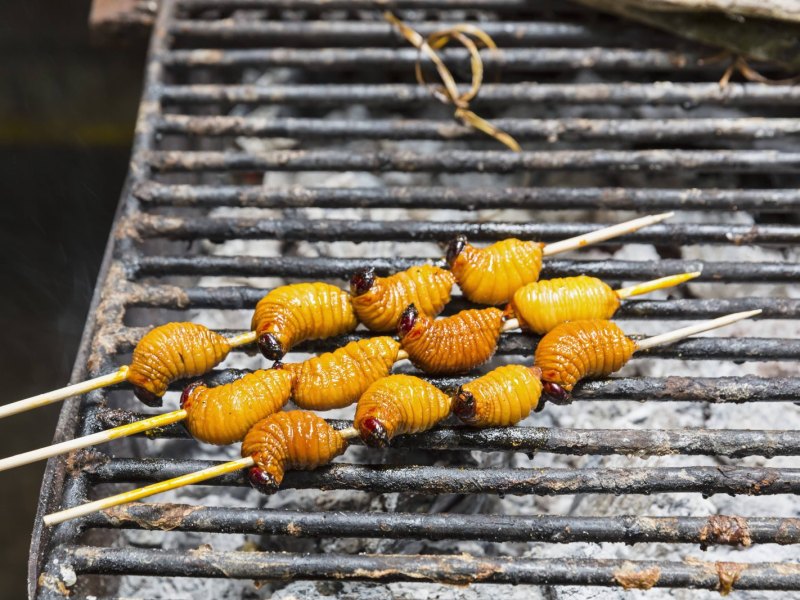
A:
[541,212,673,257]
[635,309,761,352]
[0,367,131,420]
[0,410,188,473]
[615,271,701,300]
[5,271,699,471]
[0,332,257,421]
[43,427,361,526]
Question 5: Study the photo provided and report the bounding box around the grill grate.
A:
[30,0,800,597]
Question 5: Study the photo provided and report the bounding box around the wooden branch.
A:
[624,0,800,23]
[574,0,800,69]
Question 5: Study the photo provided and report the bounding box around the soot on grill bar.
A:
[28,0,800,598]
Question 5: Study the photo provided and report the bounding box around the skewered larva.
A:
[284,337,401,411]
[398,303,504,374]
[534,319,636,403]
[453,364,543,427]
[127,322,232,407]
[354,374,452,447]
[510,275,620,335]
[350,265,455,332]
[251,282,358,360]
[242,411,348,494]
[446,236,544,305]
[180,367,293,446]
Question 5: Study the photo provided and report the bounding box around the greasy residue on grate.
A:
[29,0,800,598]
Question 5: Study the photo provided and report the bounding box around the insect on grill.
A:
[24,0,800,598]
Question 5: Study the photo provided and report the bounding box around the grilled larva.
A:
[127,322,232,407]
[180,367,293,446]
[284,337,401,411]
[398,303,504,374]
[534,319,636,403]
[510,275,620,335]
[242,411,348,494]
[354,374,452,447]
[453,364,543,427]
[446,236,544,305]
[350,265,455,332]
[251,282,358,360]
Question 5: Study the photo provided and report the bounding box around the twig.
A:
[385,12,521,152]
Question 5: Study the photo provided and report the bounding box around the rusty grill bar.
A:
[29,0,800,597]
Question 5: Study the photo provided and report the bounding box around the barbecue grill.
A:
[29,0,800,597]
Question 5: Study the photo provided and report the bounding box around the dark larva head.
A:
[202,368,249,387]
[133,386,163,408]
[257,332,285,361]
[179,380,205,410]
[247,466,281,494]
[350,267,376,297]
[397,304,419,338]
[445,235,468,267]
[452,387,477,423]
[542,381,571,405]
[359,416,390,448]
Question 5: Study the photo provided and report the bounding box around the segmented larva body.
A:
[251,282,358,360]
[398,305,505,375]
[447,237,544,305]
[350,265,455,332]
[180,368,293,446]
[242,411,348,494]
[127,322,231,406]
[354,374,452,447]
[534,320,636,397]
[453,365,543,427]
[284,337,401,411]
[510,275,620,335]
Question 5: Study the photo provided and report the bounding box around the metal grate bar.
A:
[177,0,568,11]
[159,82,800,107]
[156,115,800,141]
[89,412,800,457]
[127,288,799,320]
[161,47,704,71]
[54,545,800,589]
[104,330,800,362]
[83,505,800,546]
[94,375,800,405]
[134,183,800,211]
[146,149,800,174]
[133,216,800,245]
[91,460,800,496]
[133,256,800,282]
[169,20,652,47]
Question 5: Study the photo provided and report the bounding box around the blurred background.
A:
[0,1,144,597]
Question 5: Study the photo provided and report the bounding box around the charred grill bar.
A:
[29,0,800,597]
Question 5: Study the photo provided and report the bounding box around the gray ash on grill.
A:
[29,0,800,598]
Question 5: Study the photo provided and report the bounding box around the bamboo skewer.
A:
[541,212,672,257]
[615,271,701,300]
[42,310,760,527]
[0,367,131,420]
[0,410,188,473]
[635,309,761,352]
[0,271,696,472]
[43,428,361,526]
[2,213,672,422]
[0,332,257,421]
